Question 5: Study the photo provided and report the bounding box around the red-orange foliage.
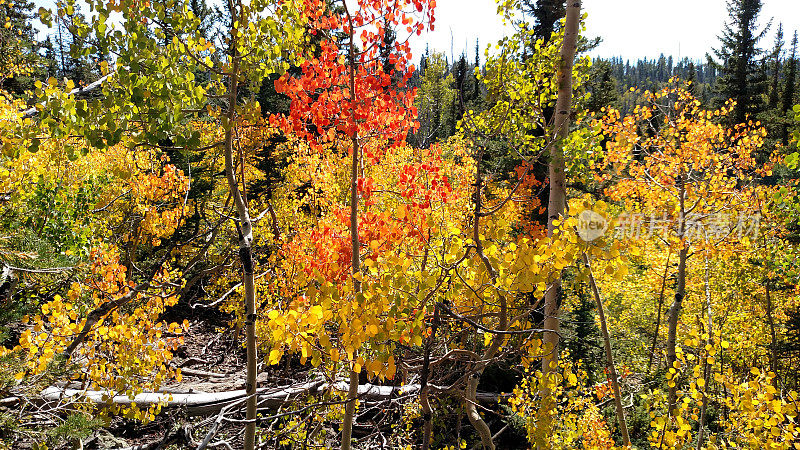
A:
[270,0,434,158]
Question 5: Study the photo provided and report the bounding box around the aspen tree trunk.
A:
[542,0,580,376]
[420,306,439,450]
[340,132,361,450]
[223,7,259,448]
[667,175,687,413]
[583,253,631,447]
[341,4,361,448]
[696,256,714,450]
[539,5,580,441]
[648,250,671,372]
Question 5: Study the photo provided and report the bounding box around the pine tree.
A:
[51,1,95,85]
[379,17,399,86]
[0,0,39,94]
[586,58,620,112]
[473,39,482,104]
[520,0,565,43]
[757,23,788,147]
[453,53,468,117]
[667,55,674,78]
[656,54,668,82]
[708,0,770,125]
[782,31,798,145]
[565,279,603,385]
[410,52,456,147]
[41,37,58,80]
[687,61,700,98]
[768,23,784,110]
[188,0,215,40]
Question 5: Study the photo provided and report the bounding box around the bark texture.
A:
[542,0,581,378]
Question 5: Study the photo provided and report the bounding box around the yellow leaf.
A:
[367,324,378,337]
[268,348,282,365]
[567,373,578,386]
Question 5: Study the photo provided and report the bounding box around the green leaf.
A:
[28,138,40,153]
[38,7,52,27]
[786,152,799,170]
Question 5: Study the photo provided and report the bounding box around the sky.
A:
[409,0,800,63]
[32,0,800,64]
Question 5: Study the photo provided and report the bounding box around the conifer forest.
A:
[3,0,800,448]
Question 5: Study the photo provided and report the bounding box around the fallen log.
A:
[0,396,20,407]
[331,382,506,403]
[41,380,325,416]
[40,380,507,416]
[175,367,228,379]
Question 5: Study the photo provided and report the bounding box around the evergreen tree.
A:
[656,54,668,82]
[379,17,397,77]
[453,53,468,117]
[781,31,798,145]
[41,37,58,80]
[472,39,482,104]
[188,0,215,40]
[564,279,603,385]
[520,0,565,43]
[686,62,700,98]
[758,23,788,147]
[667,55,674,77]
[768,23,784,110]
[598,57,719,108]
[585,58,620,113]
[51,1,95,85]
[708,0,770,125]
[0,0,39,94]
[410,52,457,147]
[411,44,429,88]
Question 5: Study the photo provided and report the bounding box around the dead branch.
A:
[22,72,115,118]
